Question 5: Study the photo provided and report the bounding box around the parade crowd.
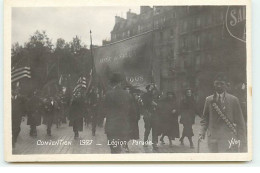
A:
[11,73,247,154]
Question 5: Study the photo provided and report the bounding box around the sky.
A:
[12,6,140,47]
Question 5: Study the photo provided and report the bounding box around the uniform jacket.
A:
[26,95,42,126]
[12,95,27,128]
[158,97,180,138]
[200,92,247,152]
[128,94,140,140]
[179,97,197,126]
[68,97,85,131]
[69,97,85,120]
[103,86,133,139]
[42,98,55,125]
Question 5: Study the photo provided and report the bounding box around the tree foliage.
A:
[12,30,92,96]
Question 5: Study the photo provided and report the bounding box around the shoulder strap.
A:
[211,100,237,136]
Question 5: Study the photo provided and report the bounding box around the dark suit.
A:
[12,95,27,147]
[89,91,101,135]
[142,91,160,147]
[103,86,133,153]
[69,97,85,132]
[158,97,179,139]
[42,99,55,135]
[27,95,42,136]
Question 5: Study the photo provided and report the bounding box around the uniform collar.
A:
[216,92,225,103]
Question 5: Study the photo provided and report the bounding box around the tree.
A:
[11,42,25,68]
[69,35,87,55]
[70,36,81,54]
[56,38,66,50]
[11,31,93,97]
[25,30,53,52]
[54,38,77,76]
[23,30,54,91]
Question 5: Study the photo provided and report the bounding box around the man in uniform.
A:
[27,90,42,137]
[69,89,85,139]
[199,73,247,153]
[60,86,69,124]
[42,96,55,136]
[89,87,101,136]
[103,73,133,153]
[12,82,27,148]
[142,84,160,150]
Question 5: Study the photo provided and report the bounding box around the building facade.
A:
[105,6,247,107]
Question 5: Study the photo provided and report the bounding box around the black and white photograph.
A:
[4,0,252,162]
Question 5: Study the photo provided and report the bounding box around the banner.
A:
[226,6,246,43]
[93,31,153,89]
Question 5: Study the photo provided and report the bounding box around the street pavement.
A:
[13,116,209,154]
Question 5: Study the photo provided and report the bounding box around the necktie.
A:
[217,94,222,107]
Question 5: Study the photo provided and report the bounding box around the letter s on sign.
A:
[230,9,237,26]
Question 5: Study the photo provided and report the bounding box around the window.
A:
[180,37,184,50]
[183,20,188,32]
[138,25,141,32]
[207,15,212,26]
[156,49,160,57]
[172,11,176,18]
[220,12,224,23]
[154,20,159,29]
[160,32,163,40]
[196,17,201,28]
[195,55,200,70]
[170,48,174,57]
[184,58,189,68]
[195,35,200,50]
[170,29,174,37]
[112,34,116,40]
[184,36,189,50]
[207,54,212,63]
[186,6,190,13]
[180,36,188,50]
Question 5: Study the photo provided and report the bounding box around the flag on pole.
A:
[11,66,31,83]
[73,76,87,94]
[86,69,93,92]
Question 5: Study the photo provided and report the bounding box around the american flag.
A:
[11,66,31,83]
[73,76,87,94]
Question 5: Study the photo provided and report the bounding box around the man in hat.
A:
[199,73,247,152]
[142,84,160,150]
[103,73,133,153]
[26,90,42,137]
[123,85,141,152]
[179,88,197,148]
[89,86,101,136]
[42,96,56,136]
[158,91,179,146]
[11,82,27,148]
[69,88,86,139]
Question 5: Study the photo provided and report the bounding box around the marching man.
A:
[199,73,247,153]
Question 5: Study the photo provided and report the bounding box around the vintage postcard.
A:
[4,0,252,162]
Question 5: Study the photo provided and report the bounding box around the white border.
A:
[4,0,252,162]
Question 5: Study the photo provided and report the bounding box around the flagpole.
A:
[151,6,155,84]
[58,55,60,81]
[90,30,95,87]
